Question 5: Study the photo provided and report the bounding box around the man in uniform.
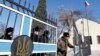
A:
[57,32,74,56]
[30,26,41,56]
[0,27,13,40]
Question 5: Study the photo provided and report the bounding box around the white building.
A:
[76,18,100,56]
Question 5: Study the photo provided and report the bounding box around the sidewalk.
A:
[89,51,100,56]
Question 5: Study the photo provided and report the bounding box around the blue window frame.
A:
[21,16,31,36]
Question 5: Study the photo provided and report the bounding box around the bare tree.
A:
[57,7,82,37]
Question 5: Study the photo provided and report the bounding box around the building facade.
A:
[76,18,100,56]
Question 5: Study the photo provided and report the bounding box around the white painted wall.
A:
[75,18,100,56]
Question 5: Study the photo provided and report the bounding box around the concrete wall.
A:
[76,18,100,56]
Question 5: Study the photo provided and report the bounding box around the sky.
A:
[32,0,100,23]
[0,0,100,37]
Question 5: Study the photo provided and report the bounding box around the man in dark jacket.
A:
[0,27,13,40]
[57,32,74,56]
[40,30,50,56]
[30,26,41,56]
[40,30,50,43]
[30,26,41,42]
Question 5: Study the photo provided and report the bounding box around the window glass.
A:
[13,14,22,39]
[97,36,100,44]
[51,27,56,43]
[7,11,16,27]
[0,0,3,4]
[84,36,92,44]
[0,7,22,40]
[31,19,46,42]
[31,18,57,44]
[46,25,56,43]
[0,7,9,26]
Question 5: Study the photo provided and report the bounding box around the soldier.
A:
[40,30,50,56]
[30,26,41,42]
[30,26,41,56]
[40,30,50,43]
[57,32,74,56]
[0,27,13,40]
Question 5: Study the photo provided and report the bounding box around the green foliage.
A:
[35,0,47,19]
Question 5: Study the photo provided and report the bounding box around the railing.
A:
[0,3,57,56]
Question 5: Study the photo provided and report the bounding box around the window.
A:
[0,0,3,4]
[30,18,57,43]
[0,6,22,40]
[97,36,100,44]
[84,36,92,44]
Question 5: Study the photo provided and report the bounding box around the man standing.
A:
[40,30,50,43]
[57,32,74,56]
[30,26,41,56]
[30,26,41,42]
[40,30,50,56]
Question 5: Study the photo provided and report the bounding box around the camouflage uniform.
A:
[57,37,74,56]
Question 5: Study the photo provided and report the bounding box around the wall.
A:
[76,18,100,56]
